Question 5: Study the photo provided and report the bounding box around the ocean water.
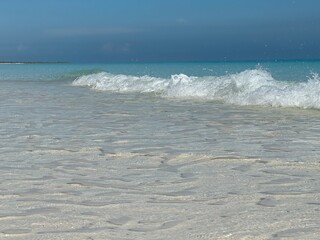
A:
[1,61,320,239]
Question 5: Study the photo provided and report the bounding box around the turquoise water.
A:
[1,61,320,109]
[1,60,320,81]
[2,60,320,161]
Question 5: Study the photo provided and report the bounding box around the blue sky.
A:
[1,0,320,62]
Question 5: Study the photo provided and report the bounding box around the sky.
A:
[1,0,320,62]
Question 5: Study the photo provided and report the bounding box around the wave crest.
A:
[72,70,320,109]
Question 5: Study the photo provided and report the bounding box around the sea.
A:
[1,61,320,239]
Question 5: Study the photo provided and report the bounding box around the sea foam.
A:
[72,70,320,109]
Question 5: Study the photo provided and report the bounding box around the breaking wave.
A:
[72,69,320,109]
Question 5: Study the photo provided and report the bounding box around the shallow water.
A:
[1,62,320,239]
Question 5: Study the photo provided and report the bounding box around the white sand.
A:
[1,147,320,239]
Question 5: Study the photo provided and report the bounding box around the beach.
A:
[1,62,320,239]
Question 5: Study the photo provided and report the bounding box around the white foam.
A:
[72,72,168,93]
[72,70,320,109]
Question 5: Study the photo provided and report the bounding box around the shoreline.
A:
[1,66,320,239]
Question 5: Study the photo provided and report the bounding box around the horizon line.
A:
[1,58,320,64]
